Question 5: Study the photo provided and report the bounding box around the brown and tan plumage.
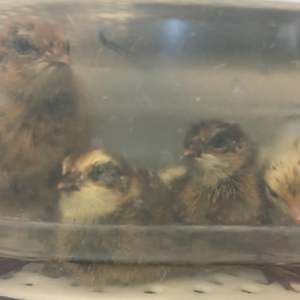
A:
[55,149,193,286]
[0,19,91,221]
[167,120,300,291]
[171,120,263,225]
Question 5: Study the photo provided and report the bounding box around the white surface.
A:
[0,265,300,300]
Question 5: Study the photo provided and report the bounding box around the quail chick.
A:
[163,120,263,262]
[0,19,90,220]
[262,149,300,224]
[56,149,196,286]
[259,117,300,224]
[172,120,263,225]
[259,121,300,290]
[168,120,300,291]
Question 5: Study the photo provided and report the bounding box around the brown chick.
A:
[0,19,90,221]
[55,149,197,286]
[172,120,263,225]
[171,120,300,291]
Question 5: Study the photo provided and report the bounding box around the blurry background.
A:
[2,0,300,169]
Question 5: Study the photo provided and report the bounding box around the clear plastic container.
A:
[1,0,300,299]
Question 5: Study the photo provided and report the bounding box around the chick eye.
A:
[89,164,104,182]
[209,133,228,148]
[267,185,279,199]
[13,37,32,54]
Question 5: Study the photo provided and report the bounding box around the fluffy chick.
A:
[263,149,300,224]
[259,117,300,225]
[0,19,90,220]
[259,121,300,290]
[172,120,263,225]
[56,149,194,286]
[167,120,300,291]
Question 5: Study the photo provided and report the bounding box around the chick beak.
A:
[57,173,81,192]
[289,202,300,224]
[47,47,70,66]
[51,54,70,66]
[290,205,300,225]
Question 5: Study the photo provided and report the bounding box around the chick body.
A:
[56,149,197,286]
[259,120,300,225]
[170,121,263,225]
[0,20,91,220]
[258,118,300,290]
[166,120,300,291]
[159,121,266,274]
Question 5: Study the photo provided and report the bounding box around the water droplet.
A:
[213,63,226,70]
[231,79,246,95]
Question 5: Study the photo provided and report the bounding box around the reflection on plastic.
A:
[0,219,300,264]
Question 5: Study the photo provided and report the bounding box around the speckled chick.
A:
[167,120,300,291]
[172,120,263,225]
[56,149,194,286]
